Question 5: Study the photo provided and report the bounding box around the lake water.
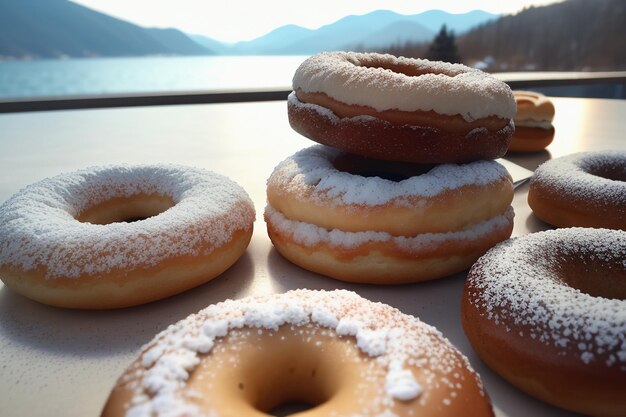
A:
[0,55,309,99]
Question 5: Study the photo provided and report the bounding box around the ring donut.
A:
[0,164,255,309]
[265,145,514,284]
[462,228,626,416]
[528,150,626,230]
[102,289,494,417]
[288,51,516,164]
[508,91,555,152]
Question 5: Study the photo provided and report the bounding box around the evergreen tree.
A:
[427,25,461,63]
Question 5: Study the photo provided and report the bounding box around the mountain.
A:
[407,9,497,33]
[229,24,315,55]
[352,20,435,51]
[0,1,496,59]
[0,0,212,59]
[189,35,237,55]
[143,28,212,56]
[191,9,496,55]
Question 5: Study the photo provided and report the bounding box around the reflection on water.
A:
[0,55,308,99]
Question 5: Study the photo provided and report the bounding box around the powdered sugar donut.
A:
[462,228,626,416]
[102,289,494,417]
[508,91,555,152]
[528,150,626,230]
[289,51,516,164]
[265,145,514,284]
[0,164,255,309]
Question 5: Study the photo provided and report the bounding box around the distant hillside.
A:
[191,9,496,55]
[387,0,626,71]
[0,0,212,58]
[458,0,625,71]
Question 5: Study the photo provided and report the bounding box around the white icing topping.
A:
[530,150,626,206]
[386,359,424,400]
[515,119,553,129]
[0,164,255,278]
[467,228,626,368]
[265,204,514,249]
[267,144,512,208]
[122,289,484,416]
[292,52,515,122]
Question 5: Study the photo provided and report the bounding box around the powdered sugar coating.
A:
[530,150,626,206]
[268,144,512,207]
[466,228,626,368]
[0,164,255,278]
[293,52,515,122]
[265,204,514,250]
[118,289,486,417]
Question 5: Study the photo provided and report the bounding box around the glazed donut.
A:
[462,228,626,417]
[102,289,494,417]
[528,150,626,230]
[0,164,255,309]
[265,145,514,284]
[288,51,516,164]
[508,91,555,152]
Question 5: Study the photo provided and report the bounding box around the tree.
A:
[426,25,461,64]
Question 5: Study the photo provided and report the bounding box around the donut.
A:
[102,289,494,417]
[527,150,626,230]
[508,91,555,152]
[288,51,516,164]
[265,145,514,284]
[461,228,626,416]
[0,164,255,309]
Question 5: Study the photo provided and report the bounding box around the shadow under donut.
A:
[0,251,254,357]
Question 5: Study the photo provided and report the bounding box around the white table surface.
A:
[0,97,624,417]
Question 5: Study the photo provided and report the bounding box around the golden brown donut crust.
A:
[268,165,513,235]
[104,326,492,417]
[265,207,514,284]
[0,227,253,309]
[102,290,495,417]
[462,299,626,417]
[461,228,626,416]
[0,165,257,309]
[508,126,555,152]
[288,92,514,164]
[527,151,626,230]
[528,187,625,230]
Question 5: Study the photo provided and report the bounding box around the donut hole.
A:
[75,193,175,224]
[558,256,626,300]
[355,57,451,78]
[240,329,352,414]
[269,401,316,416]
[333,153,434,181]
[199,325,367,416]
[586,165,626,183]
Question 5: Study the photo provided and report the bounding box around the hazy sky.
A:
[71,0,562,43]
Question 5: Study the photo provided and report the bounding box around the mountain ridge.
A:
[192,9,496,55]
[0,0,213,58]
[0,1,496,59]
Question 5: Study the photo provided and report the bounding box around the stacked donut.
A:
[266,52,517,284]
